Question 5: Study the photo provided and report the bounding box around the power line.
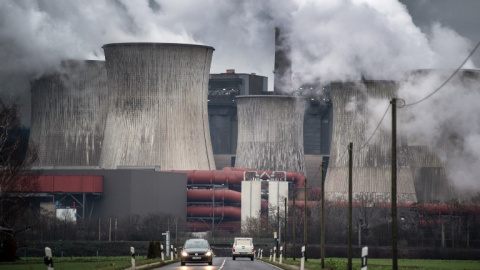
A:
[405,41,480,107]
[316,41,479,185]
[314,100,391,180]
[356,102,391,152]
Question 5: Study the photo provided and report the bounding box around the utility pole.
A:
[277,204,280,259]
[98,218,101,241]
[304,177,308,261]
[109,217,112,242]
[348,142,353,270]
[321,161,326,269]
[293,188,296,261]
[212,185,215,235]
[284,197,287,259]
[391,98,398,270]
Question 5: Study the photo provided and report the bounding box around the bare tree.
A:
[241,213,271,238]
[0,99,39,261]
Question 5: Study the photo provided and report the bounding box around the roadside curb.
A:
[123,259,179,270]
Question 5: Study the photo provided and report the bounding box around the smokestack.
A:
[324,81,417,203]
[29,60,108,167]
[235,95,306,174]
[99,43,215,170]
[274,27,293,94]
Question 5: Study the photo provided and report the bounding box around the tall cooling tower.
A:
[408,146,454,202]
[405,69,480,202]
[29,60,108,166]
[100,43,215,170]
[235,95,306,174]
[325,81,417,203]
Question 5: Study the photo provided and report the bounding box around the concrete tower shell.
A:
[100,43,215,170]
[325,81,417,203]
[235,95,306,174]
[405,69,480,202]
[29,60,108,166]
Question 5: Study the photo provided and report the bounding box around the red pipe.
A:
[326,202,480,216]
[187,189,241,203]
[165,167,306,187]
[187,205,241,218]
[164,167,306,231]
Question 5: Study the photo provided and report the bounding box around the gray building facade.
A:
[36,169,187,221]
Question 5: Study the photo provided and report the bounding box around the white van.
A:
[232,237,254,261]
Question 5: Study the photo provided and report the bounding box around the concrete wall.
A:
[241,181,262,229]
[268,181,289,211]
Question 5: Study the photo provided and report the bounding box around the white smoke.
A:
[0,0,476,101]
[0,0,275,125]
[398,70,480,194]
[1,0,479,192]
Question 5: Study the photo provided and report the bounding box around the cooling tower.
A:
[100,43,215,170]
[408,146,454,202]
[235,95,306,174]
[29,60,108,166]
[325,81,417,203]
[404,69,480,202]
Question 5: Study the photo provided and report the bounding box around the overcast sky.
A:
[1,0,479,96]
[1,0,479,192]
[400,0,480,66]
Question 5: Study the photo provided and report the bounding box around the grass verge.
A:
[266,257,480,270]
[0,256,178,270]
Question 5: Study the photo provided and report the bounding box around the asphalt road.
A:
[153,257,282,270]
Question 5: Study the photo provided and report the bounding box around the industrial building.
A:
[28,169,187,221]
[207,70,332,182]
[22,38,480,236]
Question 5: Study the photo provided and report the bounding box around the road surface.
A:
[153,257,283,270]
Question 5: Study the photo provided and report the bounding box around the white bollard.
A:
[279,246,283,264]
[260,249,263,259]
[44,247,54,270]
[361,246,368,270]
[170,245,174,261]
[174,248,177,259]
[161,244,164,261]
[269,249,272,261]
[273,246,276,262]
[300,246,305,270]
[130,247,136,269]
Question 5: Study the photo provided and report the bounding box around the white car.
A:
[232,237,254,261]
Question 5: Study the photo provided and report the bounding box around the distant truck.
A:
[232,237,254,261]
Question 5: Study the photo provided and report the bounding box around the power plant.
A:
[405,69,480,202]
[100,43,215,170]
[18,38,480,241]
[324,81,417,203]
[236,95,306,174]
[29,60,108,167]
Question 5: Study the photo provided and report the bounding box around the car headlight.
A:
[205,251,212,256]
[181,251,188,257]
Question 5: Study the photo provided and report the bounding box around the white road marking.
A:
[218,258,227,269]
